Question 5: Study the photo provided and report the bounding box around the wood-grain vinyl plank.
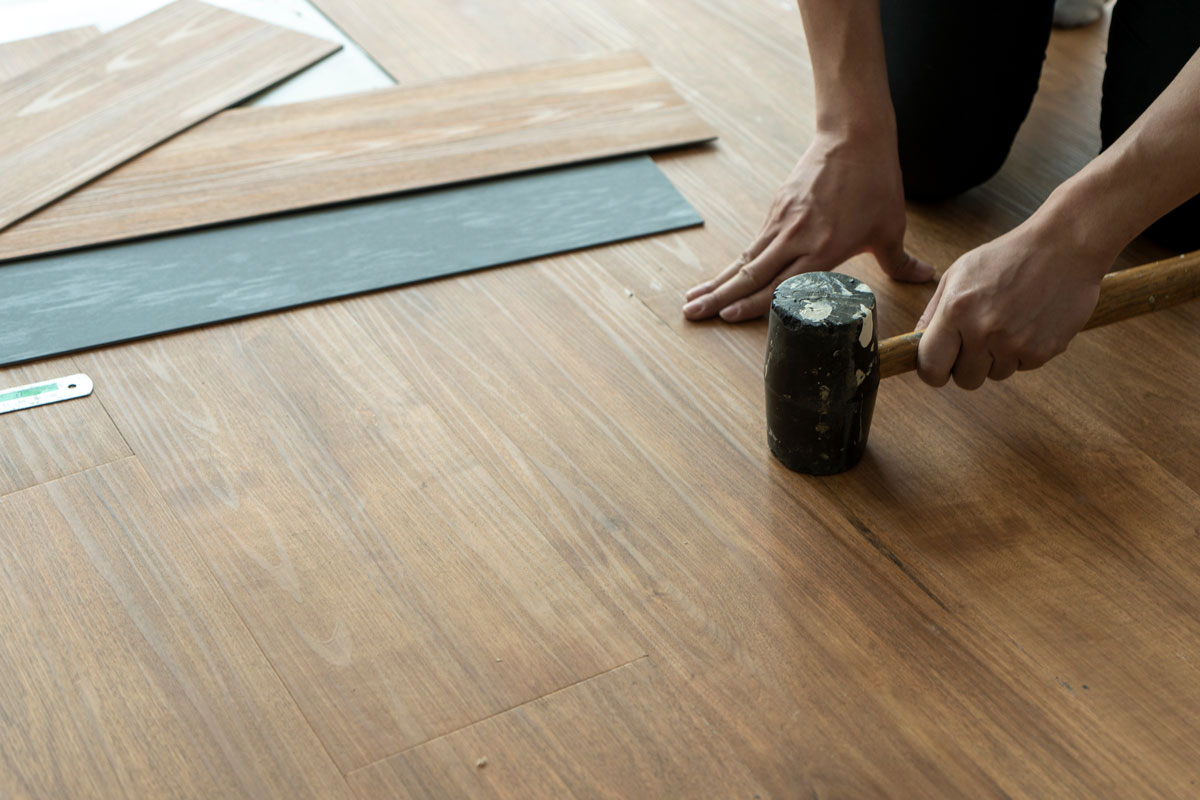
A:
[0,27,98,80]
[0,0,338,232]
[0,51,715,261]
[75,320,644,773]
[0,458,353,799]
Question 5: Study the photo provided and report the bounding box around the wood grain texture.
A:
[609,235,1200,795]
[0,156,698,365]
[311,0,630,83]
[0,358,130,497]
[76,316,644,773]
[0,458,353,799]
[0,50,714,261]
[82,259,1069,797]
[0,0,338,232]
[348,658,770,799]
[0,27,99,81]
[8,0,1200,796]
[299,1,1200,795]
[319,247,1191,797]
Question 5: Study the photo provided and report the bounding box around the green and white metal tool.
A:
[0,374,93,415]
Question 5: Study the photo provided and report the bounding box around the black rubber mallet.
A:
[764,250,1200,475]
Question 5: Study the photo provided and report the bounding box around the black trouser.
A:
[879,0,1200,250]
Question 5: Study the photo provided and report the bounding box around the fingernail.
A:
[683,298,705,316]
[685,282,711,300]
[719,305,738,322]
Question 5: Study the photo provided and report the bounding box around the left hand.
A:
[916,219,1110,389]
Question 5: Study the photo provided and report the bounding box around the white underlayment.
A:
[0,0,395,105]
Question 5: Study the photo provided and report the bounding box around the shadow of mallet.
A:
[764,250,1200,475]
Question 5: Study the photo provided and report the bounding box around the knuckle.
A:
[780,216,805,240]
[736,264,759,284]
[942,291,975,320]
[810,227,835,254]
[768,199,793,224]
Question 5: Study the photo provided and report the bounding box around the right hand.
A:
[682,129,935,322]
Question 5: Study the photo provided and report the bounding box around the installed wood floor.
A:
[3,1,1198,797]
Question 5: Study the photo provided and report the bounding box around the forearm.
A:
[796,0,895,140]
[1039,47,1200,267]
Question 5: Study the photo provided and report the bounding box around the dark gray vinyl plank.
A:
[0,156,701,366]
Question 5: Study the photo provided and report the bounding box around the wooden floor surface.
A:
[2,1,1198,797]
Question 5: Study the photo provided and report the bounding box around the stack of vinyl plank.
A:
[0,0,716,363]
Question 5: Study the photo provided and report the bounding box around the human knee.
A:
[894,127,1013,203]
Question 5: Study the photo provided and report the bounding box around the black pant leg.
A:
[1103,0,1200,250]
[880,0,1056,201]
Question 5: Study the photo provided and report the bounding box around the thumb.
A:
[876,239,936,284]
[916,274,948,330]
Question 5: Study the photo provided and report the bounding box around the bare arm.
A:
[916,47,1200,389]
[682,0,932,323]
[799,0,895,136]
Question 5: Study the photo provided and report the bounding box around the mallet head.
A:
[764,272,880,475]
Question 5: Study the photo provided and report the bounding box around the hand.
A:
[915,219,1109,389]
[682,129,934,322]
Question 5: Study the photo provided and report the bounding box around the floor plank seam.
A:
[127,455,355,787]
[0,454,139,501]
[842,513,951,612]
[79,357,138,462]
[344,653,651,777]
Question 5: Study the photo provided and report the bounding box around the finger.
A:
[685,253,747,302]
[684,280,716,301]
[876,238,936,283]
[916,275,948,330]
[916,312,961,388]
[685,214,784,301]
[686,234,805,321]
[742,214,781,265]
[988,355,1019,381]
[1017,351,1053,372]
[950,346,992,390]
[718,258,807,322]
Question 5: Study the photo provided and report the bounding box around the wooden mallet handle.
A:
[878,249,1200,379]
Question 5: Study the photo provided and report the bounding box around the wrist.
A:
[814,110,897,159]
[1031,171,1130,280]
[815,96,896,147]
